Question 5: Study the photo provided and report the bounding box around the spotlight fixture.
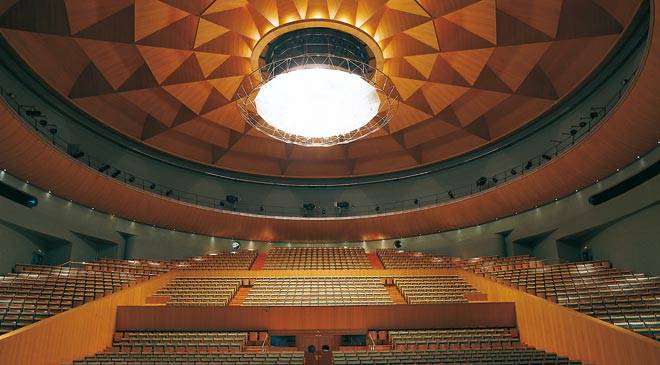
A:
[49,128,57,134]
[476,177,487,187]
[510,169,517,175]
[127,176,135,183]
[413,199,419,205]
[226,195,239,204]
[259,206,264,212]
[38,120,48,126]
[524,161,533,170]
[375,206,380,212]
[570,129,578,136]
[25,109,41,117]
[393,240,403,249]
[491,177,498,184]
[579,121,587,128]
[149,183,156,189]
[111,170,121,178]
[542,154,552,161]
[165,190,173,197]
[97,165,110,173]
[231,240,241,250]
[237,28,398,146]
[589,111,599,119]
[302,202,315,211]
[447,191,455,199]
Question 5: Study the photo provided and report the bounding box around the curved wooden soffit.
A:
[0,5,659,242]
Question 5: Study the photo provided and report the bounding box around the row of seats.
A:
[152,278,242,306]
[481,260,660,340]
[0,264,151,335]
[110,331,248,352]
[65,352,304,365]
[243,277,393,306]
[460,256,544,274]
[394,276,478,304]
[332,348,581,364]
[262,247,372,270]
[376,249,459,269]
[388,328,520,350]
[170,251,258,270]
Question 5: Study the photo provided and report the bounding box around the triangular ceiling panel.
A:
[497,0,563,38]
[64,0,133,34]
[443,0,497,45]
[555,0,622,40]
[134,0,189,41]
[439,48,493,85]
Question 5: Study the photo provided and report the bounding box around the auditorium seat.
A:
[153,277,242,306]
[377,249,459,269]
[171,251,258,270]
[394,276,480,304]
[388,327,520,350]
[478,260,660,340]
[243,277,393,306]
[262,247,371,270]
[332,348,581,364]
[0,263,153,335]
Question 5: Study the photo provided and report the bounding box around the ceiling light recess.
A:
[237,28,398,147]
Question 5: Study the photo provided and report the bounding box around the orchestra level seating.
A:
[332,348,581,364]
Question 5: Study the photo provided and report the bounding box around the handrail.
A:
[260,332,269,352]
[0,6,648,219]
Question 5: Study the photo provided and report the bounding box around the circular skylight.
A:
[255,68,381,138]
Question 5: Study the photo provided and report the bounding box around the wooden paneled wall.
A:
[460,270,660,365]
[115,303,516,332]
[0,272,176,365]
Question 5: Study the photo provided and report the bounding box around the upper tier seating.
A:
[171,251,257,270]
[394,276,479,304]
[388,328,520,350]
[481,260,660,341]
[333,348,581,364]
[153,277,241,306]
[461,255,543,274]
[262,247,371,270]
[0,264,152,335]
[243,277,393,306]
[377,249,459,269]
[111,331,248,352]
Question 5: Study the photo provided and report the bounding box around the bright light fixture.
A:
[255,68,380,138]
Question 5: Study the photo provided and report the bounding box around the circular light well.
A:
[255,68,380,138]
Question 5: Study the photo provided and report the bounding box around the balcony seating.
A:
[243,277,393,306]
[481,261,660,341]
[0,264,152,335]
[376,249,459,269]
[262,247,371,270]
[461,256,543,274]
[332,348,581,364]
[66,352,304,365]
[153,278,242,306]
[388,328,520,350]
[171,251,258,270]
[394,276,479,304]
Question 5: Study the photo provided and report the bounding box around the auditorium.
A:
[0,1,658,364]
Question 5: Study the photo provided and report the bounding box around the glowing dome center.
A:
[255,68,380,138]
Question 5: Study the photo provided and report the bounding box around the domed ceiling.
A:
[0,0,643,177]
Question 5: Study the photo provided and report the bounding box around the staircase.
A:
[386,285,407,304]
[367,253,384,269]
[250,253,267,270]
[229,286,251,306]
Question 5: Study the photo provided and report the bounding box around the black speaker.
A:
[0,181,38,208]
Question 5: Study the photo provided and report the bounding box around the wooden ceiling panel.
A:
[0,0,642,177]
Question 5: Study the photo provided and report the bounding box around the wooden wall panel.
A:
[460,270,660,365]
[0,272,176,365]
[115,303,516,332]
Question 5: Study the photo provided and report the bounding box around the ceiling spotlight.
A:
[231,240,241,250]
[237,28,398,146]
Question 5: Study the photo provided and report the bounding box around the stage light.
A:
[491,177,498,184]
[127,176,135,183]
[149,183,156,189]
[335,201,350,209]
[542,154,552,161]
[394,240,402,249]
[447,191,455,199]
[476,177,487,187]
[226,195,239,204]
[111,170,121,178]
[97,165,110,173]
[589,111,599,119]
[25,109,41,117]
[510,168,517,175]
[231,241,241,250]
[525,161,533,170]
[302,202,315,210]
[165,190,173,196]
